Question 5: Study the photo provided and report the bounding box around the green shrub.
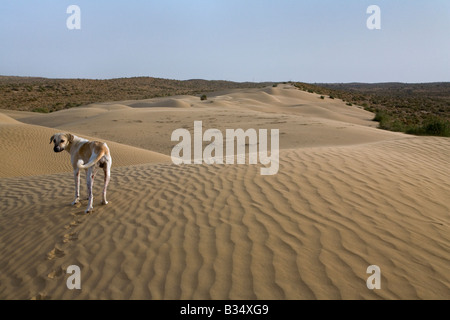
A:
[200,94,207,101]
[320,96,325,99]
[373,110,410,132]
[32,107,50,113]
[423,118,450,136]
[407,117,450,137]
[373,110,390,125]
[291,81,450,137]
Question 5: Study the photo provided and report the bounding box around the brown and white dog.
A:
[50,133,112,213]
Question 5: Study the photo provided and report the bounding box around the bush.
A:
[329,95,335,99]
[373,110,387,122]
[406,117,450,137]
[373,110,390,127]
[423,118,450,136]
[373,110,410,132]
[64,102,83,108]
[272,83,278,87]
[200,94,207,101]
[320,96,325,99]
[32,107,50,113]
[291,81,450,137]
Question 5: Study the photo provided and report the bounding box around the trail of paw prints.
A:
[43,208,89,294]
[30,265,66,300]
[63,231,79,243]
[61,209,90,244]
[31,292,50,300]
[47,247,66,260]
[47,266,65,279]
[45,222,81,261]
[31,204,90,299]
[62,208,92,244]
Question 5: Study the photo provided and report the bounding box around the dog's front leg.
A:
[72,169,80,205]
[85,168,95,213]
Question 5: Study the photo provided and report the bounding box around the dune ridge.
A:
[8,85,403,156]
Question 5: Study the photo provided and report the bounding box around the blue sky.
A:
[0,0,449,82]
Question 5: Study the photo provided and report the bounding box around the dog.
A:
[50,133,112,213]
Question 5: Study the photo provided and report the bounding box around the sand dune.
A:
[128,98,192,109]
[10,85,403,154]
[0,122,170,178]
[0,84,448,300]
[0,112,22,125]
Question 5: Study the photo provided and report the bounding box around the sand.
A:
[0,84,448,300]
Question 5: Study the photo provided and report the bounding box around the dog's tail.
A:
[77,151,106,169]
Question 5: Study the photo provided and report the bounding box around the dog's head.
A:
[50,133,74,153]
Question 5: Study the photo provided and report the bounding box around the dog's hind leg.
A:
[101,156,111,205]
[72,168,80,205]
[85,167,96,213]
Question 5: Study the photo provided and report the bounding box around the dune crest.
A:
[0,113,22,125]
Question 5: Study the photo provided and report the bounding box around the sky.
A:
[0,0,449,83]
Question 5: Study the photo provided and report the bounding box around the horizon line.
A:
[0,74,449,85]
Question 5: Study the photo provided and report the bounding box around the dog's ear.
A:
[67,133,74,143]
[49,134,56,144]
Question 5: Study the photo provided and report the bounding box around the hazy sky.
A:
[1,0,449,83]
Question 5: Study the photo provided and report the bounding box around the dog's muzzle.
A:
[54,146,64,152]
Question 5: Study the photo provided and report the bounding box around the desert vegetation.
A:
[294,82,450,137]
[0,76,271,113]
[2,76,448,137]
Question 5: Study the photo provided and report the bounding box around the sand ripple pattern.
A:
[0,137,449,299]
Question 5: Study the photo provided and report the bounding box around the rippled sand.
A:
[0,85,448,299]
